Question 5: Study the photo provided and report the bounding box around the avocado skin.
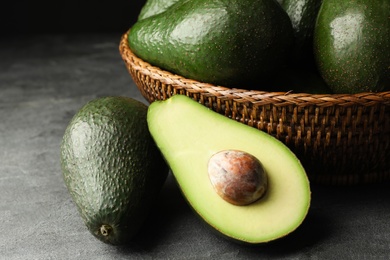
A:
[138,0,181,20]
[61,97,168,245]
[279,0,323,68]
[314,0,390,93]
[129,0,294,89]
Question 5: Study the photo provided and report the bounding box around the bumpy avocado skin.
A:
[129,0,294,89]
[138,0,181,20]
[61,97,168,245]
[279,0,323,68]
[314,0,390,93]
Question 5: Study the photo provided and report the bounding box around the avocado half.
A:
[147,95,311,244]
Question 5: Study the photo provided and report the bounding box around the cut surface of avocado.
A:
[147,95,311,244]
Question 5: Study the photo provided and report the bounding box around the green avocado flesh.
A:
[147,95,311,244]
[61,97,168,245]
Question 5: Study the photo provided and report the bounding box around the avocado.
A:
[313,0,390,93]
[138,0,181,20]
[279,0,323,68]
[147,95,311,244]
[129,0,294,89]
[61,97,168,245]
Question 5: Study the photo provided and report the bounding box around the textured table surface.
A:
[1,33,390,260]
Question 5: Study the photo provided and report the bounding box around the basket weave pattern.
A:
[120,32,390,185]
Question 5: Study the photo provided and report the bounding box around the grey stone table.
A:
[1,33,390,260]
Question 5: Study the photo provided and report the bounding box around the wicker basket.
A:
[119,31,390,185]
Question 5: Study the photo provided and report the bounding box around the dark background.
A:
[1,0,146,35]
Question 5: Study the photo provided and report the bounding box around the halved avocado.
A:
[147,95,311,244]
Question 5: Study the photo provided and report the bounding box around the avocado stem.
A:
[100,224,112,237]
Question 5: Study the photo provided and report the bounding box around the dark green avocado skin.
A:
[129,0,294,89]
[61,97,168,245]
[279,0,323,68]
[314,0,390,93]
[138,0,181,20]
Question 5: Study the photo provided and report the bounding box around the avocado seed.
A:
[208,150,268,206]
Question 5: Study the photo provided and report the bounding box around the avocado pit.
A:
[208,150,268,206]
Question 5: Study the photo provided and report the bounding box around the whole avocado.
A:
[279,0,323,68]
[129,0,294,89]
[314,0,390,93]
[61,97,168,245]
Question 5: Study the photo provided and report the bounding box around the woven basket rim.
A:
[120,30,390,107]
